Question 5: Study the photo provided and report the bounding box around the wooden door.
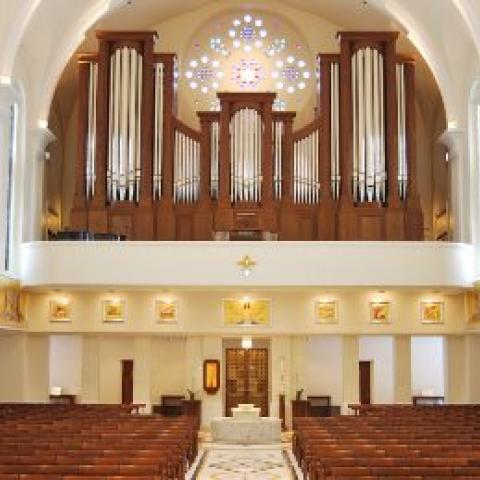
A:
[359,361,371,405]
[121,359,134,405]
[225,348,269,417]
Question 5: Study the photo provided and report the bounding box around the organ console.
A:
[70,30,423,241]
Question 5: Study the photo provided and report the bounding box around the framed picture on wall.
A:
[223,298,271,326]
[49,299,72,322]
[314,301,338,324]
[203,359,220,395]
[370,301,391,324]
[103,299,125,323]
[421,301,444,324]
[155,300,177,324]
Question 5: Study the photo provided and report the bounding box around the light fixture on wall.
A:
[242,336,252,350]
[237,255,256,278]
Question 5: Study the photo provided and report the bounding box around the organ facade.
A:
[70,30,423,241]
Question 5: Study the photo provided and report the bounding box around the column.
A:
[393,335,411,403]
[338,37,353,207]
[317,56,337,240]
[156,54,176,239]
[438,127,468,243]
[271,337,291,428]
[404,60,424,240]
[193,115,214,240]
[466,334,480,402]
[134,336,152,412]
[24,335,49,402]
[342,335,359,413]
[28,126,56,241]
[445,335,467,404]
[81,335,100,403]
[385,39,400,208]
[70,59,90,231]
[0,84,15,270]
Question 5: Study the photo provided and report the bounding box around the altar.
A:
[211,404,282,444]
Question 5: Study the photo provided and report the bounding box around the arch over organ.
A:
[70,30,423,241]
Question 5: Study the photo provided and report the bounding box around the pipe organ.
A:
[70,30,423,241]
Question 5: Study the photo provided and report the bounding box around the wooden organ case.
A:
[70,31,423,241]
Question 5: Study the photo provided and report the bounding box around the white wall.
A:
[0,333,25,401]
[301,336,343,406]
[20,242,474,289]
[411,336,446,396]
[49,334,82,395]
[360,336,394,404]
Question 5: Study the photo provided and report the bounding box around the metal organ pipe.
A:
[229,108,263,203]
[330,62,340,200]
[210,121,219,199]
[273,121,283,200]
[86,62,98,199]
[153,63,164,200]
[293,129,320,204]
[397,63,408,200]
[173,128,200,204]
[352,47,386,203]
[107,46,143,203]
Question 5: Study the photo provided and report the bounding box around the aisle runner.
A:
[195,446,296,479]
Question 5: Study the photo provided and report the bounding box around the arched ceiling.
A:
[0,0,478,127]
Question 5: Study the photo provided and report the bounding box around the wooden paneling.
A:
[225,348,269,417]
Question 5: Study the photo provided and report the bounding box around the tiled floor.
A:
[190,444,300,480]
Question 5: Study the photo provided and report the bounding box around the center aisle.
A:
[192,445,300,479]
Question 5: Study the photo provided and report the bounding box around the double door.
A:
[225,348,269,417]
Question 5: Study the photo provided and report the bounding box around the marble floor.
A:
[189,444,300,480]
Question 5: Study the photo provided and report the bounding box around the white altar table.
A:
[211,417,282,444]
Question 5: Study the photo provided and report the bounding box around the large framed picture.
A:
[421,301,444,324]
[370,301,391,324]
[103,299,125,323]
[314,301,338,324]
[203,359,220,395]
[155,300,177,324]
[50,299,71,322]
[223,298,271,326]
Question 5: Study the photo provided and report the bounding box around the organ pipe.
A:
[210,121,219,199]
[173,128,200,203]
[293,129,320,204]
[153,63,164,200]
[107,46,143,203]
[330,62,340,200]
[273,121,283,200]
[351,47,386,203]
[397,63,408,200]
[86,62,98,199]
[229,108,263,203]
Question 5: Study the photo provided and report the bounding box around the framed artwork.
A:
[0,276,25,325]
[155,300,177,324]
[50,299,71,322]
[223,298,271,326]
[204,359,220,395]
[370,301,391,324]
[314,301,338,324]
[421,301,444,324]
[103,299,125,323]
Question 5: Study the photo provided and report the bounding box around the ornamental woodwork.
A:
[70,30,423,241]
[225,348,269,418]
